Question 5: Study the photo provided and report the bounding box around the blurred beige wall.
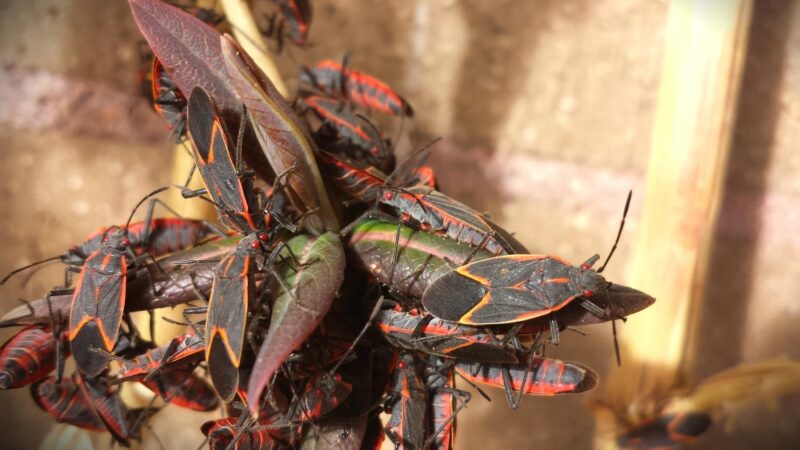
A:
[0,1,798,449]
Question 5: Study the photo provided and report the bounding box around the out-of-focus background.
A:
[0,0,798,449]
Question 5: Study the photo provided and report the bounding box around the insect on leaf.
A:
[128,0,240,125]
[221,34,340,234]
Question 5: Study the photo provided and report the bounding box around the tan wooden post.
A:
[594,1,753,447]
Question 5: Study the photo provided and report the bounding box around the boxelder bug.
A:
[150,57,188,141]
[286,372,353,422]
[455,355,598,410]
[423,192,634,349]
[317,151,387,202]
[384,353,428,450]
[140,368,219,412]
[201,416,283,450]
[301,57,413,117]
[185,86,265,235]
[376,183,528,256]
[205,234,268,402]
[116,331,205,382]
[68,227,130,377]
[74,218,214,263]
[112,332,217,412]
[427,366,455,450]
[31,375,106,432]
[68,185,177,376]
[262,0,312,51]
[187,86,285,402]
[76,372,137,446]
[1,216,214,286]
[423,253,614,326]
[136,2,224,139]
[334,143,529,258]
[375,306,518,365]
[0,237,239,329]
[423,356,471,450]
[0,326,64,389]
[616,412,712,449]
[304,95,395,173]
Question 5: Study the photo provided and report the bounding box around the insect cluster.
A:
[0,1,656,449]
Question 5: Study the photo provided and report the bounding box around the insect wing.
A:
[423,255,578,325]
[386,354,427,449]
[31,376,106,432]
[69,240,126,376]
[77,373,133,446]
[187,87,255,233]
[205,238,254,401]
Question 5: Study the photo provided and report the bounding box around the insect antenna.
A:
[0,256,63,285]
[384,137,441,188]
[597,190,632,366]
[598,190,632,274]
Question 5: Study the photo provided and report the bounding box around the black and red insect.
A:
[384,353,428,449]
[65,217,214,265]
[324,146,528,257]
[76,372,137,446]
[114,332,216,412]
[262,0,312,52]
[31,375,107,432]
[141,368,219,412]
[116,331,205,382]
[427,367,455,450]
[204,233,268,402]
[304,95,394,173]
[149,57,188,141]
[317,151,387,202]
[136,1,224,140]
[423,254,612,327]
[375,307,518,365]
[1,216,214,286]
[186,87,265,235]
[68,228,130,377]
[0,325,65,390]
[616,412,712,449]
[65,187,176,376]
[423,192,633,345]
[287,372,353,422]
[376,184,528,256]
[301,58,413,117]
[455,355,597,410]
[202,416,283,450]
[424,356,470,450]
[186,87,275,402]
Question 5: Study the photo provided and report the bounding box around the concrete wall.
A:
[0,1,798,449]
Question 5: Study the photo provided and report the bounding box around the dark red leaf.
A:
[128,0,240,125]
[221,35,340,234]
[247,232,345,412]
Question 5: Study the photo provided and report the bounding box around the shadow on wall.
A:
[691,0,793,379]
[688,2,800,448]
